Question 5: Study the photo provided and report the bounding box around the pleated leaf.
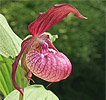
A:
[0,55,28,97]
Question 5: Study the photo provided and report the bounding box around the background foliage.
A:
[0,0,105,100]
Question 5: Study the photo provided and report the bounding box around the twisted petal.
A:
[12,37,35,99]
[12,51,24,99]
[28,3,87,36]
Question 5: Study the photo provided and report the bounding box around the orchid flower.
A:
[12,3,86,100]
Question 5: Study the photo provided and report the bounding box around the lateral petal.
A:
[28,3,87,36]
[12,50,24,99]
[12,37,35,100]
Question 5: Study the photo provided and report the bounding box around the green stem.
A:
[19,93,23,100]
[18,66,25,100]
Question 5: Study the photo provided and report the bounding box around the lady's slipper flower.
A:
[12,3,86,100]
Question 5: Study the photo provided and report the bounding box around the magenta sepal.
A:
[28,3,86,36]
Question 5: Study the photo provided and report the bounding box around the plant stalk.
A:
[18,66,25,100]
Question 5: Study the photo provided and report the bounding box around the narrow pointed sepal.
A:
[12,51,24,99]
[12,37,35,100]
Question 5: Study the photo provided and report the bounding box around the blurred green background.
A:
[0,0,105,100]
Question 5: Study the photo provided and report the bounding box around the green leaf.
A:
[4,85,59,100]
[0,14,22,58]
[0,55,28,97]
[0,55,18,96]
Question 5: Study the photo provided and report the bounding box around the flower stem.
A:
[19,93,23,100]
[18,66,25,100]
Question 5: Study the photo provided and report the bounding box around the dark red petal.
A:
[12,37,34,100]
[28,3,87,36]
[12,51,24,99]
